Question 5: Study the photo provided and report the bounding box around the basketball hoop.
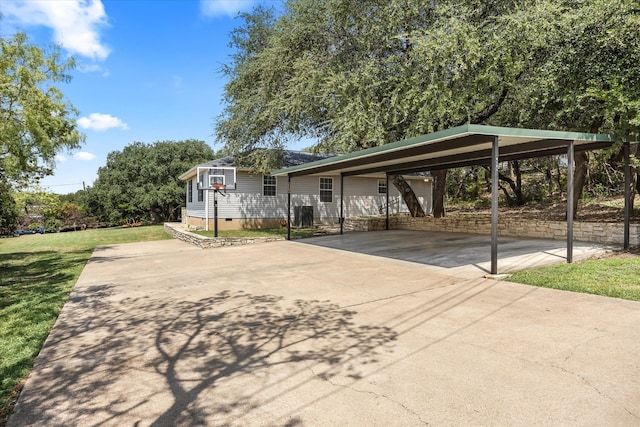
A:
[211,183,226,191]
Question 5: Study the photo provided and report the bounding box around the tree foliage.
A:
[1,31,84,185]
[87,140,214,224]
[494,0,640,134]
[217,0,639,216]
[10,186,112,232]
[12,189,61,230]
[0,177,18,230]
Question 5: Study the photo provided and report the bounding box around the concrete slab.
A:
[8,235,640,426]
[300,230,613,278]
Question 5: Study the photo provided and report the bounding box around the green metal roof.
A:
[273,124,618,177]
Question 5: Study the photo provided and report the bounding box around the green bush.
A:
[45,219,63,233]
[27,223,42,231]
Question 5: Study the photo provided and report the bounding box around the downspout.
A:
[205,189,209,232]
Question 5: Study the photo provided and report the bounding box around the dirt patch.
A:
[586,245,640,260]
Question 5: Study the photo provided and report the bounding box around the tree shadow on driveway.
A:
[9,286,397,426]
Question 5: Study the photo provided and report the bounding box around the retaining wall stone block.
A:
[344,215,639,246]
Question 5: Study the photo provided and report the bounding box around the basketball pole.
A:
[213,188,219,238]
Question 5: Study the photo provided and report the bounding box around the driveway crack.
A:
[550,363,640,421]
[463,341,639,422]
[307,365,430,425]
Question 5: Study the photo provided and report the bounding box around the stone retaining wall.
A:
[164,223,284,249]
[344,215,640,246]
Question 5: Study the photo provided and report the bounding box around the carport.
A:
[273,124,636,275]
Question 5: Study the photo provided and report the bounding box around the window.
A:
[188,179,193,203]
[263,175,277,196]
[197,186,204,202]
[319,177,333,203]
[378,179,387,194]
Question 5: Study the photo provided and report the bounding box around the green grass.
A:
[508,256,640,301]
[192,227,321,239]
[0,226,171,425]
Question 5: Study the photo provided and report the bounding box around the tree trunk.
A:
[633,170,639,215]
[568,118,605,219]
[390,175,425,217]
[169,205,181,222]
[570,151,589,220]
[626,168,638,216]
[632,144,639,216]
[432,169,447,218]
[513,160,522,203]
[492,161,524,206]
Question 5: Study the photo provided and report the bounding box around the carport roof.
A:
[272,124,617,177]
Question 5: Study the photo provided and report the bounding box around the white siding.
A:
[185,171,433,223]
[185,177,207,218]
[341,176,432,217]
[290,176,339,222]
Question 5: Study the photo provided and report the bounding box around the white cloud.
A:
[77,62,110,77]
[73,152,97,161]
[78,113,129,131]
[1,0,110,60]
[200,0,258,17]
[55,154,68,163]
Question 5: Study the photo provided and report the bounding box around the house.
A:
[179,151,433,230]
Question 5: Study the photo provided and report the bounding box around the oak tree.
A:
[87,140,215,224]
[217,0,640,217]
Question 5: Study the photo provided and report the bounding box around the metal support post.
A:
[340,174,344,235]
[624,141,631,250]
[386,174,390,230]
[213,190,218,238]
[567,141,575,263]
[490,135,499,275]
[287,175,291,240]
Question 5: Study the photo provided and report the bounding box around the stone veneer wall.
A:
[344,215,640,246]
[164,222,284,249]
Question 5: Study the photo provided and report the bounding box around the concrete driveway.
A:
[9,232,640,426]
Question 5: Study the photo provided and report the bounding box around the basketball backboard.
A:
[197,166,236,190]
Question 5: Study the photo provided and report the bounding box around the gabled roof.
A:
[272,124,619,177]
[178,150,336,180]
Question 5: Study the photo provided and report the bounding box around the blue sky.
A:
[1,0,288,194]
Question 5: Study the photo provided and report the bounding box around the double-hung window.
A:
[319,177,333,203]
[263,175,277,196]
[377,179,387,195]
[188,179,193,203]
